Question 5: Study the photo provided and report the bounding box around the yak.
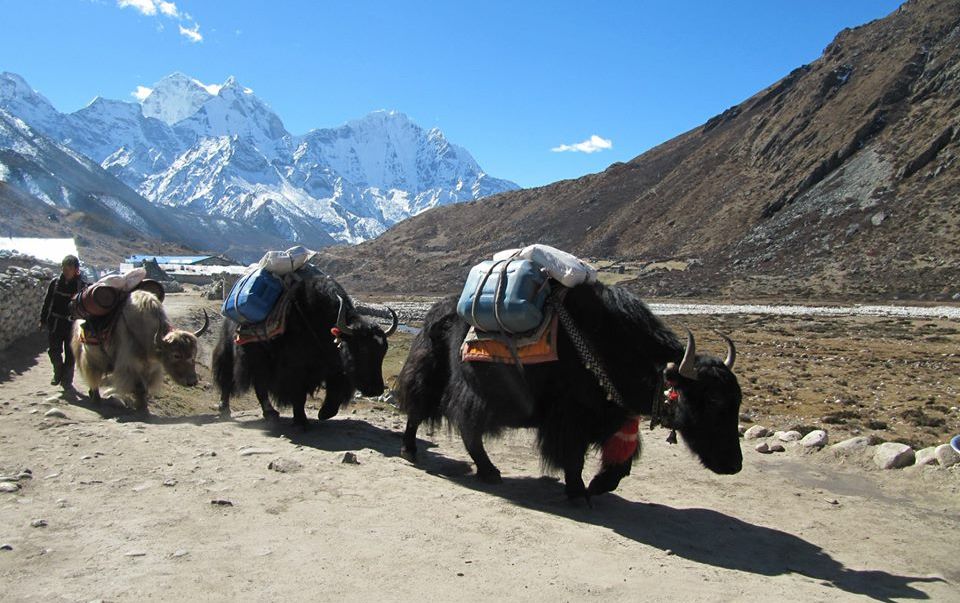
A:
[72,289,210,414]
[212,273,398,428]
[395,282,743,500]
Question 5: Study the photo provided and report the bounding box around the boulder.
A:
[934,444,959,468]
[775,430,802,442]
[914,447,939,466]
[743,425,770,440]
[874,443,915,469]
[830,436,870,456]
[800,429,828,448]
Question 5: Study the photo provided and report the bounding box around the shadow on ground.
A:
[0,332,46,385]
[445,473,945,602]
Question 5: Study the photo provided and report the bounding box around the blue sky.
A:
[1,0,902,188]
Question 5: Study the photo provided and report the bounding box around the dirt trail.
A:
[0,300,958,602]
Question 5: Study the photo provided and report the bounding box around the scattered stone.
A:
[738,412,754,423]
[45,472,60,479]
[768,443,786,453]
[800,430,828,449]
[30,519,48,528]
[268,458,303,474]
[341,452,360,465]
[874,442,915,470]
[125,551,147,557]
[934,444,959,468]
[743,425,770,440]
[163,479,177,487]
[56,499,68,508]
[210,499,234,507]
[775,430,802,442]
[830,436,871,456]
[0,544,12,551]
[915,447,939,467]
[16,471,32,480]
[755,442,771,454]
[172,549,189,558]
[824,498,840,505]
[0,482,20,493]
[44,408,67,419]
[81,455,93,460]
[44,395,60,403]
[737,424,747,436]
[239,448,274,457]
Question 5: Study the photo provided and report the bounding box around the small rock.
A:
[1,544,12,551]
[755,442,771,454]
[768,443,786,453]
[743,425,770,440]
[934,444,959,468]
[210,499,234,507]
[16,472,32,480]
[775,430,802,442]
[831,436,870,456]
[30,519,48,528]
[737,424,747,436]
[239,448,274,457]
[56,499,68,508]
[914,447,939,467]
[341,452,360,464]
[824,498,839,505]
[268,458,303,474]
[172,549,189,558]
[162,479,177,487]
[874,442,915,470]
[738,412,753,423]
[0,482,20,493]
[125,550,147,557]
[44,408,67,419]
[800,430,828,449]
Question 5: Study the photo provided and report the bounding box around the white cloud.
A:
[131,85,153,102]
[179,23,203,43]
[117,0,157,16]
[551,134,613,154]
[157,1,178,17]
[115,1,202,43]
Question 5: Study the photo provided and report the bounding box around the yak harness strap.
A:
[651,382,679,444]
[552,298,626,409]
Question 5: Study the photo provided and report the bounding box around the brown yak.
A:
[72,289,209,415]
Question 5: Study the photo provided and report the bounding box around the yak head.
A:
[331,296,398,397]
[661,331,743,475]
[158,310,210,387]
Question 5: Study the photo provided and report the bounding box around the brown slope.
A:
[318,0,960,301]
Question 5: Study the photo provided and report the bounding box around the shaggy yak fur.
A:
[396,282,743,499]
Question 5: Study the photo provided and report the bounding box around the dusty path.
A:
[0,300,958,601]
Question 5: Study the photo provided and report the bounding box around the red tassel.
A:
[602,417,640,466]
[330,327,342,338]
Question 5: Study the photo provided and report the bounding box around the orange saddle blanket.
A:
[460,314,559,365]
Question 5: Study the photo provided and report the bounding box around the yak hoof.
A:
[89,389,102,404]
[476,468,502,484]
[317,405,340,421]
[263,410,281,426]
[218,405,232,420]
[399,446,417,463]
[292,417,311,431]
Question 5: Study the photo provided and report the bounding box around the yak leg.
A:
[461,424,501,484]
[217,391,231,419]
[131,381,149,418]
[318,374,351,421]
[400,414,423,462]
[588,458,633,496]
[562,444,590,501]
[254,381,280,425]
[290,392,310,429]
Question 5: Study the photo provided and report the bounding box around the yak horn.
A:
[385,307,399,337]
[335,295,355,336]
[678,329,698,380]
[716,331,736,370]
[193,309,210,338]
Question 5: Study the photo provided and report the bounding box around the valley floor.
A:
[0,293,958,601]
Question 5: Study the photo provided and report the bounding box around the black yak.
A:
[396,283,742,499]
[212,273,397,428]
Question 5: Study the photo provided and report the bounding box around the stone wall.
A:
[0,264,55,350]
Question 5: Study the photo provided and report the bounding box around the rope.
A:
[551,298,626,408]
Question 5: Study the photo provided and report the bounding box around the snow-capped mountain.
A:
[0,71,519,247]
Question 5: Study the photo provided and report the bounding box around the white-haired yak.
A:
[395,282,743,501]
[72,290,209,414]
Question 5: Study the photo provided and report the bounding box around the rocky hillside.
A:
[319,0,960,301]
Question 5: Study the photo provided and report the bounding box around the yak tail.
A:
[394,332,447,426]
[211,325,235,398]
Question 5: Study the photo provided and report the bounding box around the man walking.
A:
[39,255,86,390]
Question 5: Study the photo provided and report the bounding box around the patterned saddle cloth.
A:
[460,305,560,365]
